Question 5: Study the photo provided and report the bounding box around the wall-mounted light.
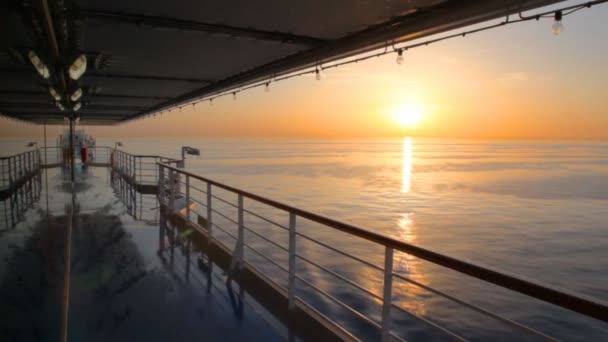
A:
[28,51,50,79]
[70,88,82,102]
[69,54,87,80]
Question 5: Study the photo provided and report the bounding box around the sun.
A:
[392,103,424,127]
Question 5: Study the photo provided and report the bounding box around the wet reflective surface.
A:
[0,166,284,341]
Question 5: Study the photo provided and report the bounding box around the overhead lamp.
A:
[396,49,404,65]
[315,68,321,81]
[73,102,81,112]
[233,92,237,100]
[265,82,270,92]
[552,11,563,35]
[28,51,50,79]
[69,54,87,80]
[56,101,65,111]
[70,88,82,102]
[49,86,61,100]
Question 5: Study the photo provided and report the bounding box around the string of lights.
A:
[127,1,605,121]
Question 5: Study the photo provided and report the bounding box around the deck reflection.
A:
[0,166,284,342]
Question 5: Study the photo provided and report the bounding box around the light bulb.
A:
[233,92,237,100]
[70,88,82,101]
[265,82,270,92]
[73,102,81,112]
[28,51,50,79]
[49,86,61,100]
[315,68,321,81]
[396,50,404,65]
[69,54,87,80]
[552,11,563,35]
[209,99,213,106]
[56,102,65,111]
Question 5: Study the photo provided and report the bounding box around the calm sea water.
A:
[2,137,607,339]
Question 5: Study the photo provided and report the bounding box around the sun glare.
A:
[393,103,424,127]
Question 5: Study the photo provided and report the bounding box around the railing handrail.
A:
[157,161,608,323]
[0,149,39,160]
[113,149,179,161]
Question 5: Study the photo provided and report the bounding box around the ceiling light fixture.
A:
[28,51,50,79]
[69,54,87,80]
[49,86,61,100]
[70,88,82,102]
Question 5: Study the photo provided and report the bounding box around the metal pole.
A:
[168,169,175,211]
[381,247,394,342]
[43,123,47,166]
[69,118,75,183]
[236,194,245,269]
[206,182,213,269]
[288,212,296,311]
[185,174,190,221]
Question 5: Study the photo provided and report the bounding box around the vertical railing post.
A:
[168,169,175,211]
[381,247,394,342]
[207,182,213,238]
[288,212,297,311]
[19,154,23,178]
[158,164,165,205]
[237,194,244,266]
[185,174,190,221]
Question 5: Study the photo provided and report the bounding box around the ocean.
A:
[1,137,607,340]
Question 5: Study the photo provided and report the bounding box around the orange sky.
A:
[2,2,607,140]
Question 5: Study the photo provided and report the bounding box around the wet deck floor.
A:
[0,166,285,341]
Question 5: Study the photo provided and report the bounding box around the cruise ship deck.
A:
[2,0,608,340]
[0,165,286,341]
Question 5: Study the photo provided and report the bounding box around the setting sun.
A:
[392,103,424,127]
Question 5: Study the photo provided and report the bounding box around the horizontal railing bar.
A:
[211,223,238,242]
[296,232,384,272]
[158,161,608,322]
[188,184,207,195]
[210,194,238,208]
[295,274,382,330]
[296,253,382,301]
[243,242,289,274]
[211,208,238,226]
[391,273,557,340]
[190,198,207,209]
[390,303,469,342]
[242,207,289,231]
[241,225,289,252]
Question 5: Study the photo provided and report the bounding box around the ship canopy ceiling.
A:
[0,0,564,125]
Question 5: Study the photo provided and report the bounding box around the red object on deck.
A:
[80,146,87,163]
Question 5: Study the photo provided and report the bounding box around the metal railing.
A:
[0,149,41,191]
[157,162,608,341]
[112,149,178,186]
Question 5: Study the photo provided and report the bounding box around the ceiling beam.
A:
[0,67,213,83]
[85,72,213,83]
[0,102,145,111]
[76,9,326,47]
[0,90,171,100]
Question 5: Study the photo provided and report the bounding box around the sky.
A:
[2,1,607,140]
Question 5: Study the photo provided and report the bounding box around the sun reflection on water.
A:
[393,213,428,315]
[402,137,412,193]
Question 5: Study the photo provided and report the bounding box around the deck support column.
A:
[69,118,75,183]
